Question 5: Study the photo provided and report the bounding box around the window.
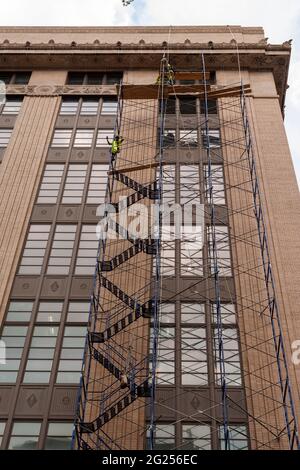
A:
[59,99,79,115]
[160,226,175,277]
[181,303,205,324]
[207,226,232,276]
[47,225,77,275]
[13,73,31,85]
[202,129,221,148]
[19,225,51,275]
[67,72,86,85]
[160,97,176,114]
[96,129,114,147]
[80,99,99,115]
[181,226,203,277]
[74,129,94,148]
[181,327,207,385]
[219,425,248,450]
[160,303,175,324]
[56,326,87,384]
[180,165,200,205]
[101,99,118,115]
[147,424,175,450]
[151,327,175,385]
[37,164,65,204]
[179,130,198,147]
[1,98,23,115]
[86,73,104,85]
[213,301,242,387]
[204,164,225,205]
[45,422,73,450]
[0,326,28,383]
[182,425,211,450]
[51,129,72,148]
[0,72,31,85]
[200,100,217,115]
[8,422,41,450]
[61,164,88,204]
[36,301,63,323]
[105,72,123,85]
[162,129,176,148]
[75,225,98,275]
[0,129,12,147]
[179,98,196,114]
[23,325,59,384]
[86,164,108,204]
[0,422,6,446]
[5,301,34,323]
[162,165,175,205]
[67,302,90,324]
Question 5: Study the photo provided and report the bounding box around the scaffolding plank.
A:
[174,71,210,81]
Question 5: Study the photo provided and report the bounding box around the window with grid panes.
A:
[204,164,225,205]
[207,226,232,276]
[180,165,200,204]
[8,422,41,450]
[47,225,77,275]
[51,129,72,147]
[0,129,12,147]
[0,325,29,383]
[101,99,118,115]
[179,98,197,114]
[5,301,34,323]
[19,225,51,275]
[213,304,242,387]
[202,129,221,148]
[0,72,31,85]
[61,164,87,204]
[0,422,6,446]
[75,225,98,275]
[37,164,65,204]
[160,303,175,324]
[56,326,87,384]
[86,164,108,204]
[146,424,175,450]
[80,99,99,115]
[67,302,90,324]
[161,165,176,205]
[150,326,175,385]
[36,301,63,323]
[181,326,207,385]
[181,303,205,324]
[219,425,248,450]
[181,425,211,450]
[159,226,176,277]
[1,98,23,115]
[45,422,73,450]
[23,321,60,384]
[73,129,94,148]
[59,99,79,115]
[179,129,198,147]
[162,129,176,147]
[181,226,203,277]
[96,129,114,147]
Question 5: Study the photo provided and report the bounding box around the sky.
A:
[0,0,299,187]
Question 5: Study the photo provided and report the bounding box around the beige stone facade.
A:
[0,25,299,451]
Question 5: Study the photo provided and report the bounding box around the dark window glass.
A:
[14,73,31,85]
[67,72,85,85]
[0,73,12,84]
[179,98,196,114]
[200,100,217,115]
[86,73,104,85]
[105,72,123,85]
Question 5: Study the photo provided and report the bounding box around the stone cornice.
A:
[0,40,291,111]
[5,84,117,96]
[0,25,264,34]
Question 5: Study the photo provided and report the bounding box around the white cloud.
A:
[0,0,299,186]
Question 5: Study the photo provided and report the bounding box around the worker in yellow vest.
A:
[106,135,124,160]
[155,62,175,86]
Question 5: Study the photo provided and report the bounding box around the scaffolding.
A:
[73,55,300,451]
